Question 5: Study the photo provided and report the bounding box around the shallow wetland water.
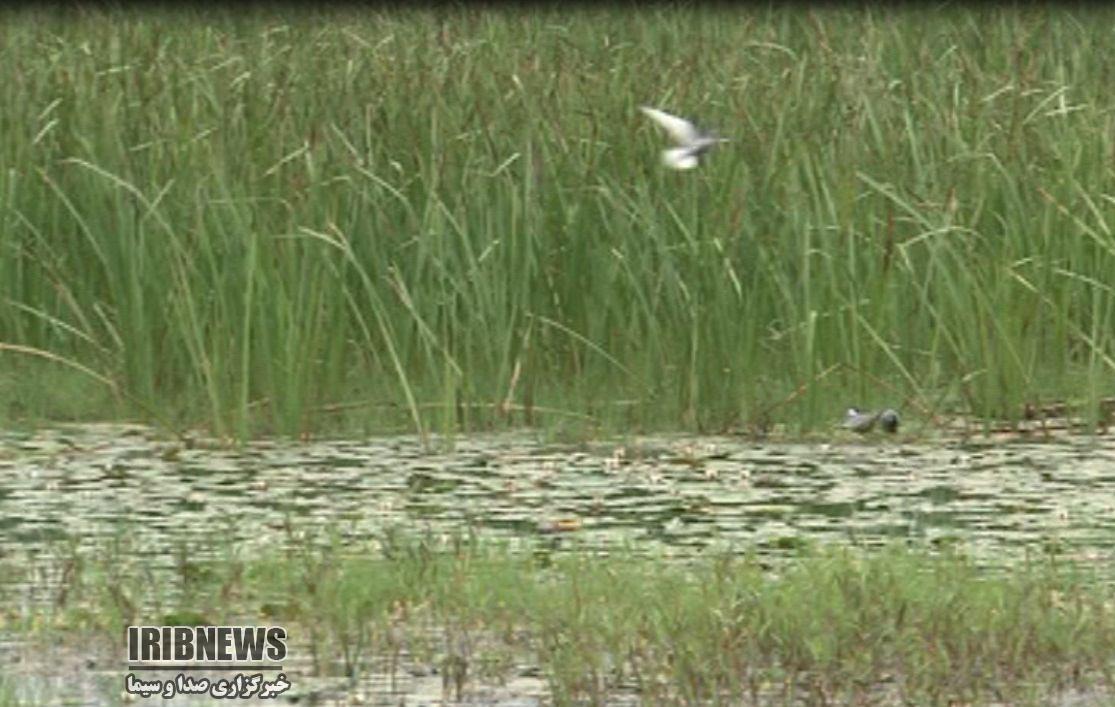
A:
[2,424,1114,705]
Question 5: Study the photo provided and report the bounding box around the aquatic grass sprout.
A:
[2,7,1115,437]
[12,536,1115,704]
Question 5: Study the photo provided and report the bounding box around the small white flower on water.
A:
[639,105,728,170]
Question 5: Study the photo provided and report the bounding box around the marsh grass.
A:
[9,533,1115,705]
[3,7,1115,438]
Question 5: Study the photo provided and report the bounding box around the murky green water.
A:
[2,424,1115,705]
[2,424,1114,569]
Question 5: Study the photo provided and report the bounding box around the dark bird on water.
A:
[843,408,900,434]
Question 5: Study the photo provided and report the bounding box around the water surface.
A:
[2,424,1114,705]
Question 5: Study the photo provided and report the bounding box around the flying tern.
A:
[639,105,728,170]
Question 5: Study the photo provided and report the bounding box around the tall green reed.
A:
[2,7,1114,438]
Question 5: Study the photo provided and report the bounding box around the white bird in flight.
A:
[639,105,728,170]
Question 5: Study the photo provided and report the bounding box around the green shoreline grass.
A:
[3,7,1115,440]
[4,534,1113,705]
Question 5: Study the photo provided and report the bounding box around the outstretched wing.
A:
[640,106,700,146]
[662,147,699,170]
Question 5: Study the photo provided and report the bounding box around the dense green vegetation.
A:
[3,7,1115,439]
[4,534,1112,705]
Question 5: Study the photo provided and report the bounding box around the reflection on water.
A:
[2,424,1115,705]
